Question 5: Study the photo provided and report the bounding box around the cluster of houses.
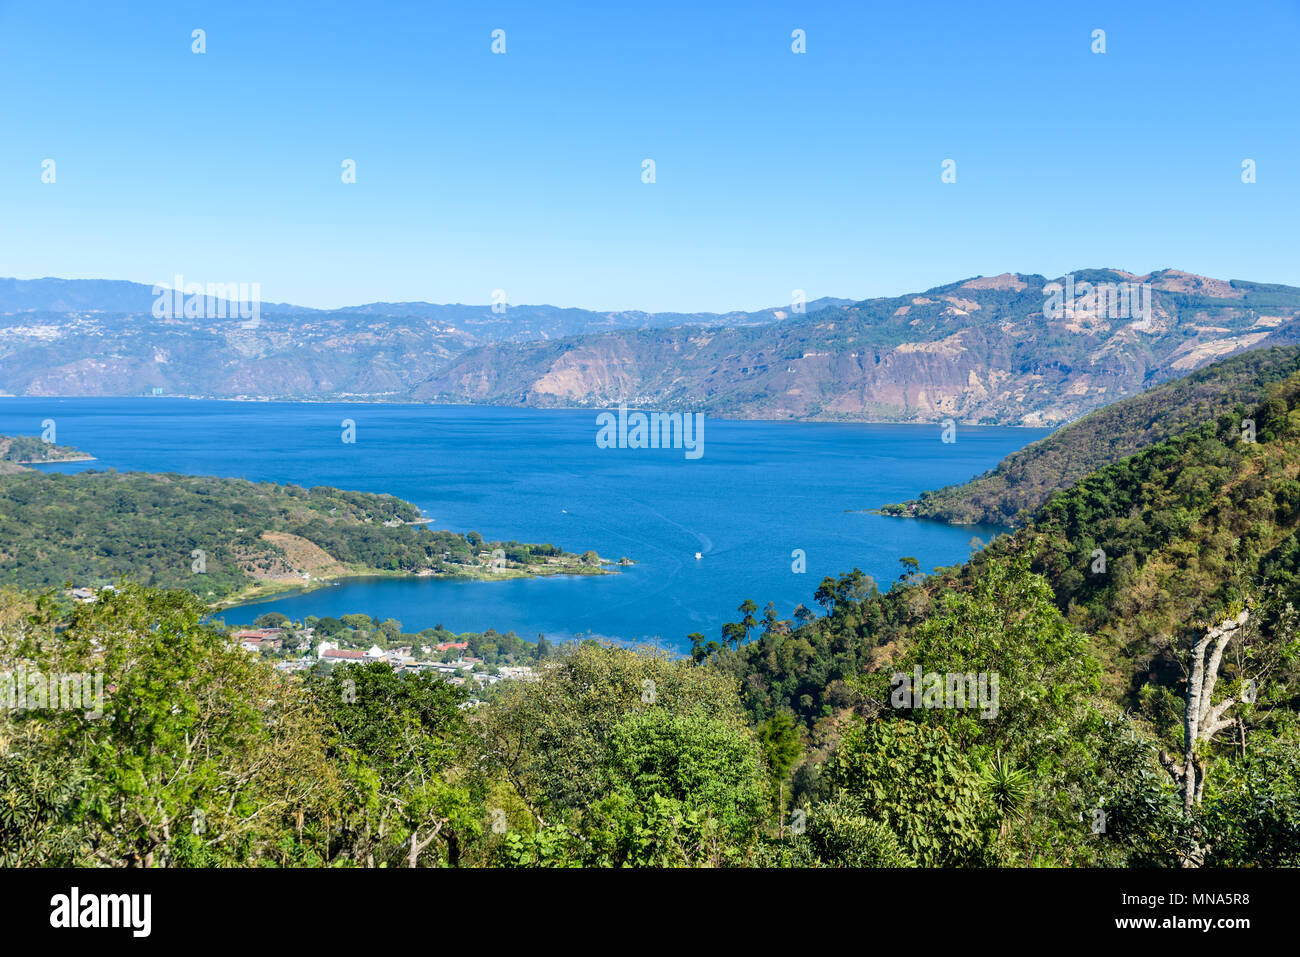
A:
[232,629,536,687]
[67,585,118,604]
[235,628,288,652]
[57,592,540,697]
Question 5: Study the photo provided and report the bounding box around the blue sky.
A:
[1,0,1296,312]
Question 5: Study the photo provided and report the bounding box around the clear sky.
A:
[1,0,1296,312]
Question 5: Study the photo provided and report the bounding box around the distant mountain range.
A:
[0,277,312,316]
[0,277,848,341]
[4,270,1299,426]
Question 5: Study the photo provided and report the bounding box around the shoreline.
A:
[0,394,1061,429]
[17,454,97,465]
[211,555,621,612]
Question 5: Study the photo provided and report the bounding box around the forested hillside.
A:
[704,362,1300,865]
[724,364,1300,723]
[881,345,1300,525]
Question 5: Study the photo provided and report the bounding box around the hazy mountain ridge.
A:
[0,276,843,342]
[0,278,850,398]
[0,277,311,315]
[4,271,1299,424]
[338,297,855,341]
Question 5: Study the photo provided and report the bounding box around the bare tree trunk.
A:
[1159,611,1249,866]
[406,823,442,868]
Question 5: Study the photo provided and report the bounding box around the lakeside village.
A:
[67,587,544,706]
[235,626,538,686]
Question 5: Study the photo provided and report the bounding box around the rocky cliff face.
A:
[413,270,1300,425]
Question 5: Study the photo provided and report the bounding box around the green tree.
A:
[830,719,996,867]
[310,662,480,867]
[738,599,758,644]
[756,712,802,799]
[800,793,916,867]
[35,585,337,866]
[587,708,769,866]
[478,643,749,826]
[894,555,1101,776]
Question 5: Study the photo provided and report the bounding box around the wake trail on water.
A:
[554,500,721,625]
[633,502,712,556]
[560,509,681,566]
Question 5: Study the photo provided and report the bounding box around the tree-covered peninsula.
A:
[0,468,610,605]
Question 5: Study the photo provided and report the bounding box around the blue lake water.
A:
[0,398,1049,650]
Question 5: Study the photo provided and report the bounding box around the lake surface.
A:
[0,398,1049,650]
